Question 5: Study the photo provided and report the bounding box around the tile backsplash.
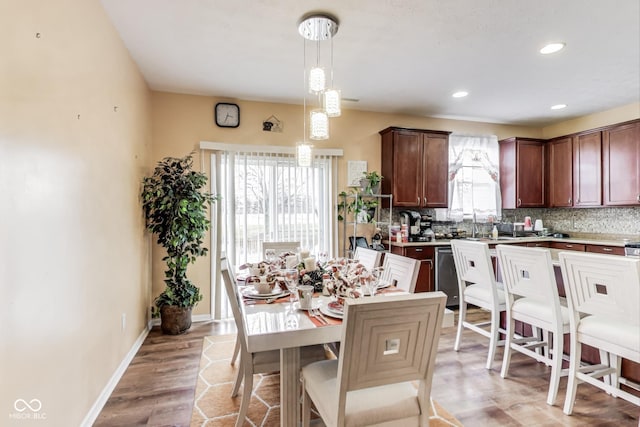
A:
[502,207,640,237]
[382,207,640,239]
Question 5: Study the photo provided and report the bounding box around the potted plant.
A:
[359,171,383,195]
[337,190,378,223]
[141,153,218,334]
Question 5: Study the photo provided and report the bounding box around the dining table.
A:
[239,285,400,426]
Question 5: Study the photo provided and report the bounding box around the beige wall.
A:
[1,1,151,425]
[542,102,640,138]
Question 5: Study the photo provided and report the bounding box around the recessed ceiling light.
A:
[540,42,566,54]
[452,91,468,98]
[551,104,567,110]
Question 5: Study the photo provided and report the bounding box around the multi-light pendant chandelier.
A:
[296,13,340,167]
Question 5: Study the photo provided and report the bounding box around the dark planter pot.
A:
[160,305,193,335]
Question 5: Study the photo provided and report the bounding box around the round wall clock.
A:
[215,102,240,128]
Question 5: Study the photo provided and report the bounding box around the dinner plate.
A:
[320,304,343,319]
[241,288,287,299]
[327,301,344,315]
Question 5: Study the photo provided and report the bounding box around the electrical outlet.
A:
[121,313,126,331]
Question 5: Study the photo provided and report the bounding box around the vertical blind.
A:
[201,142,342,319]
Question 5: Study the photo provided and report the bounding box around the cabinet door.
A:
[402,246,434,293]
[548,137,573,207]
[516,140,545,207]
[573,131,602,207]
[392,131,423,206]
[423,134,449,207]
[603,121,640,206]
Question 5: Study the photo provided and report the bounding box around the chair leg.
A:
[230,339,240,365]
[454,302,466,351]
[486,308,500,370]
[500,316,515,378]
[547,329,563,406]
[231,358,244,398]
[301,384,311,427]
[563,339,582,415]
[235,366,253,427]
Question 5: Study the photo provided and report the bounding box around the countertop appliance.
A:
[435,246,459,307]
[624,242,640,257]
[399,210,425,242]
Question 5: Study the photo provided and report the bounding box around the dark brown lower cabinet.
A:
[390,245,434,292]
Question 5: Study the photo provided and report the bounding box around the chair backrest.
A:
[559,251,640,326]
[221,257,249,353]
[353,246,382,271]
[379,252,420,293]
[261,241,301,257]
[336,292,447,425]
[451,239,499,291]
[496,244,559,302]
[496,244,563,326]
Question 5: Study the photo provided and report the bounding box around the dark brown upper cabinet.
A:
[380,127,450,208]
[547,136,573,207]
[499,137,546,208]
[603,120,640,206]
[573,130,603,207]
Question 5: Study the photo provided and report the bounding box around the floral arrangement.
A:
[323,258,369,302]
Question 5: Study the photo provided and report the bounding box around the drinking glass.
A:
[317,251,328,265]
[367,267,382,296]
[283,268,299,308]
[265,248,277,263]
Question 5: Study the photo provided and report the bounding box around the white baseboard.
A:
[81,325,150,427]
[149,313,213,326]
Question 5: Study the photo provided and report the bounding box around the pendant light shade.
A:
[323,89,341,117]
[309,109,329,140]
[297,143,312,167]
[308,67,326,94]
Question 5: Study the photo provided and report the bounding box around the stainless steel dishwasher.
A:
[435,246,459,307]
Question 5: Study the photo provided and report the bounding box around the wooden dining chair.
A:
[559,251,640,414]
[301,292,447,427]
[379,252,420,293]
[353,246,382,271]
[221,258,327,427]
[451,239,506,370]
[496,244,570,405]
[261,240,301,257]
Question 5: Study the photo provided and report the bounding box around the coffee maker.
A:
[399,210,423,241]
[419,214,435,241]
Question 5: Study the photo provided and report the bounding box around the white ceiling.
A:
[100,0,640,127]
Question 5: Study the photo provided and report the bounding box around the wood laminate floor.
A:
[95,310,640,426]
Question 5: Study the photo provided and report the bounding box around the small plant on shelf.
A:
[360,171,383,195]
[337,190,378,223]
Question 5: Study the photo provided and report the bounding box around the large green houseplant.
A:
[141,153,217,334]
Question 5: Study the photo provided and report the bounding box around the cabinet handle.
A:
[637,194,640,202]
[602,247,613,252]
[566,244,573,248]
[517,198,522,206]
[568,198,572,204]
[415,248,423,252]
[417,197,420,205]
